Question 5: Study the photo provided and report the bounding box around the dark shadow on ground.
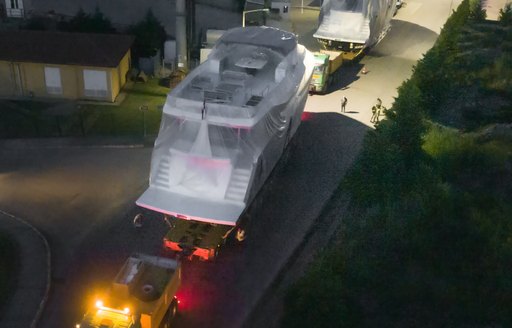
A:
[242,113,370,328]
[370,19,439,58]
[171,112,369,328]
[325,61,364,94]
[308,20,437,95]
[307,0,322,7]
[125,88,168,98]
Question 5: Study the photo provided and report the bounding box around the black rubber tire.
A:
[160,299,178,328]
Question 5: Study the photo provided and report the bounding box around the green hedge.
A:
[282,0,512,326]
[0,232,19,312]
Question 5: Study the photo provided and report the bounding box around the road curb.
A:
[0,209,51,328]
[0,137,147,150]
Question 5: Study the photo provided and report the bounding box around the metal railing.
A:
[6,8,24,18]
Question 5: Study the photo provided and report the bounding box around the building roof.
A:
[0,30,134,68]
[219,26,297,56]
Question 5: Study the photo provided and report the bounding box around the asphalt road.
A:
[0,141,154,326]
[173,112,367,328]
[0,112,368,328]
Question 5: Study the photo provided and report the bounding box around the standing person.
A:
[370,105,377,123]
[341,96,348,113]
[373,98,383,123]
[375,105,381,123]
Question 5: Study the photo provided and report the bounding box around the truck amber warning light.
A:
[77,254,181,328]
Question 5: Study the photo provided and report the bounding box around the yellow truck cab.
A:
[77,253,181,328]
[309,50,344,94]
[310,53,330,93]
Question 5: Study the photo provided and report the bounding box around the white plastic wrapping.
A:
[137,26,314,226]
[314,0,396,47]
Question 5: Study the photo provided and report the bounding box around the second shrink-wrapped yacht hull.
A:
[314,0,395,54]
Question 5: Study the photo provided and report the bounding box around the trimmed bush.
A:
[0,232,19,312]
[283,0,512,326]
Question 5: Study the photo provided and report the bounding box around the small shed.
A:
[0,30,134,102]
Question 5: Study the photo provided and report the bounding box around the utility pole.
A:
[176,0,188,71]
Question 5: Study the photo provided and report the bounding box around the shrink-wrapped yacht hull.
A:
[137,26,314,226]
[314,0,395,53]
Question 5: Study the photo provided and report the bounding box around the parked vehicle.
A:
[309,50,344,94]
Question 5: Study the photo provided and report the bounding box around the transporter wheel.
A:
[209,246,221,261]
[160,298,178,328]
[235,228,246,242]
[279,120,294,166]
[169,298,178,321]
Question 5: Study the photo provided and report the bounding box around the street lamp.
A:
[139,105,149,137]
[242,8,270,27]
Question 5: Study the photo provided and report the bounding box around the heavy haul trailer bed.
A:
[164,216,234,261]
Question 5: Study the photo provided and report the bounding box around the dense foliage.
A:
[128,10,167,59]
[22,16,48,31]
[500,3,512,25]
[57,8,116,34]
[282,1,512,327]
[0,232,18,312]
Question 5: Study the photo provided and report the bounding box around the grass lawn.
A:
[83,79,168,137]
[0,79,169,138]
[0,231,19,313]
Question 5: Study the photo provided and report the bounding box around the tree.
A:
[89,8,116,33]
[58,7,115,34]
[128,10,167,58]
[281,252,351,328]
[469,0,486,22]
[23,16,47,30]
[235,0,245,12]
[499,3,512,25]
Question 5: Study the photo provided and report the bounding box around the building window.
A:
[44,67,63,95]
[83,69,109,98]
[5,0,24,17]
